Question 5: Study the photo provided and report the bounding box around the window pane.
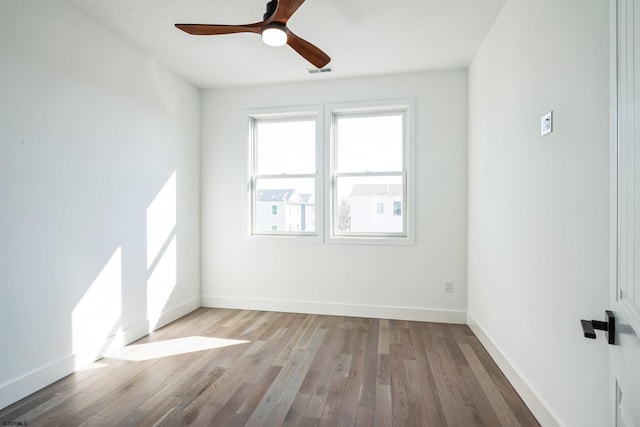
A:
[256,119,316,174]
[254,177,315,233]
[336,114,403,173]
[335,175,404,233]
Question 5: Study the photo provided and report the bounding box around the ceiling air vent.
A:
[307,67,333,74]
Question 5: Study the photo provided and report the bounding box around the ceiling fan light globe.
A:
[262,27,287,46]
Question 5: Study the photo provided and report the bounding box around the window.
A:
[247,101,413,244]
[328,104,411,241]
[249,109,321,238]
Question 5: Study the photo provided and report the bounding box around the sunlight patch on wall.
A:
[147,234,177,330]
[146,171,178,330]
[108,336,249,361]
[147,171,176,269]
[72,247,122,369]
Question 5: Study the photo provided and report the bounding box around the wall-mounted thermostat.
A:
[541,111,553,136]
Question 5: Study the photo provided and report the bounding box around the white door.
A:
[611,0,640,425]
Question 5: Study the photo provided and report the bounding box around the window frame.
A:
[244,100,415,245]
[245,106,324,243]
[324,100,415,245]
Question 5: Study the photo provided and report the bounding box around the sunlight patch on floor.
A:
[77,362,111,371]
[108,336,250,361]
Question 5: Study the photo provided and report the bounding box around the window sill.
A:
[326,234,415,246]
[244,233,323,244]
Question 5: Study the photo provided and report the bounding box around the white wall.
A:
[201,71,468,322]
[468,1,609,426]
[0,1,200,409]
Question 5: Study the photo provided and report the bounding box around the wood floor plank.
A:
[403,359,428,425]
[245,326,327,426]
[319,376,347,426]
[283,392,311,426]
[378,322,390,355]
[455,358,504,426]
[466,336,541,426]
[93,359,193,425]
[423,334,470,426]
[236,365,282,415]
[124,395,181,427]
[407,321,447,427]
[209,382,254,426]
[36,355,176,426]
[336,322,368,426]
[357,319,379,411]
[303,317,349,420]
[376,353,390,386]
[389,343,411,426]
[374,384,392,427]
[459,341,521,426]
[0,308,539,427]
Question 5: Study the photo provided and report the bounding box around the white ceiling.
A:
[70,0,507,89]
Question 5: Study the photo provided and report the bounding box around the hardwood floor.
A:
[0,308,540,426]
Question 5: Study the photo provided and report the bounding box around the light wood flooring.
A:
[0,308,540,426]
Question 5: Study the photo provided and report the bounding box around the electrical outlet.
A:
[444,281,454,293]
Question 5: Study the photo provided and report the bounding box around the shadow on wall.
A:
[71,172,179,369]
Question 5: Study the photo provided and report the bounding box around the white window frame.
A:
[244,100,415,245]
[324,100,415,245]
[245,106,324,243]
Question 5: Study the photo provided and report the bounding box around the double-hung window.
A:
[248,108,321,238]
[247,101,413,244]
[328,103,412,242]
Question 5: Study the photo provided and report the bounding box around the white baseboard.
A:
[100,320,151,360]
[150,296,201,331]
[467,312,562,427]
[201,295,466,324]
[121,320,151,345]
[0,355,75,411]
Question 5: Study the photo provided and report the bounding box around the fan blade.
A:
[286,29,330,68]
[175,22,262,36]
[269,0,306,24]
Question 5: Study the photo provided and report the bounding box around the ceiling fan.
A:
[175,0,331,69]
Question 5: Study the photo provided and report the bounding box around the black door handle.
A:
[580,310,615,345]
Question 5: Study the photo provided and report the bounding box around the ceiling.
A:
[70,0,507,89]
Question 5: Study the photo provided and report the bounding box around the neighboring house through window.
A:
[257,189,304,233]
[351,185,402,232]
